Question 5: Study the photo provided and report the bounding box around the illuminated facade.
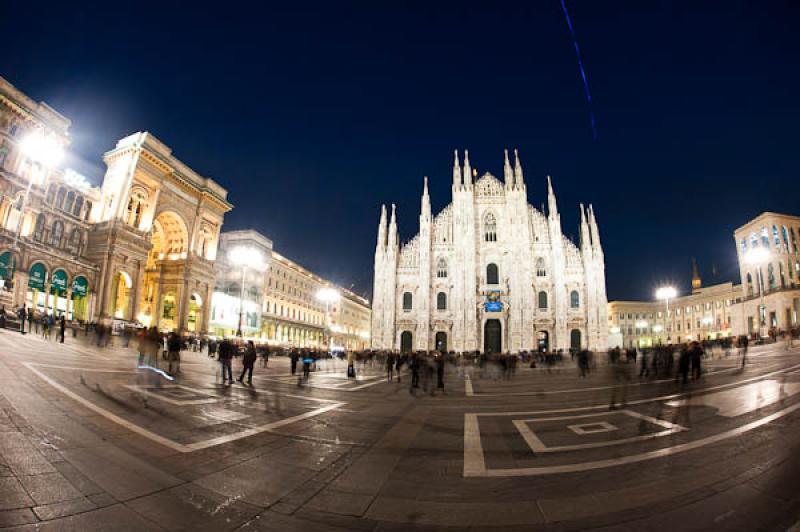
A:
[371,150,609,354]
[607,280,742,349]
[734,212,800,334]
[0,76,232,332]
[210,229,372,349]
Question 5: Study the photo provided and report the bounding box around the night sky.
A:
[2,1,798,301]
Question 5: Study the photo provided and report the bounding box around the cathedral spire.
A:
[452,149,461,188]
[503,149,514,188]
[513,148,524,188]
[547,175,559,218]
[588,204,602,255]
[376,203,387,250]
[463,149,472,188]
[388,203,398,249]
[421,176,431,218]
[579,203,592,252]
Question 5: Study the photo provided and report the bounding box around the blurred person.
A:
[167,331,182,375]
[238,340,257,385]
[218,337,234,385]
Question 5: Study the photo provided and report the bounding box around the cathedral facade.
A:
[371,150,608,354]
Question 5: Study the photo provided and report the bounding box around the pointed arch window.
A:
[767,263,776,289]
[437,292,447,310]
[750,232,758,248]
[125,189,148,228]
[536,257,546,277]
[436,258,447,278]
[83,201,92,221]
[73,196,84,218]
[761,227,770,247]
[486,263,499,285]
[781,226,790,252]
[55,187,66,210]
[484,212,497,242]
[402,292,413,311]
[772,225,781,248]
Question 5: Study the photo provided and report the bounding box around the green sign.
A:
[28,263,46,291]
[72,275,89,298]
[0,251,14,281]
[50,269,68,296]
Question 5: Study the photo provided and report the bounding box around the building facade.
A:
[734,212,800,334]
[371,150,609,354]
[607,279,741,349]
[0,76,232,333]
[210,229,372,349]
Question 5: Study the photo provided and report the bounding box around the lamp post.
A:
[316,287,340,352]
[13,131,64,249]
[655,286,677,345]
[744,247,770,338]
[228,246,265,338]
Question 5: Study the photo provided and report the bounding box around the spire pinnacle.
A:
[547,175,558,217]
[503,149,514,187]
[423,175,429,196]
[513,148,524,188]
[463,149,472,187]
[452,149,461,188]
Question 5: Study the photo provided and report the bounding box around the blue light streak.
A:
[560,0,597,139]
[137,365,175,381]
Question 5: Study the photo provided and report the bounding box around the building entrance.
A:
[484,319,502,354]
[537,330,549,352]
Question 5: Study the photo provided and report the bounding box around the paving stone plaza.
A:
[1,331,799,531]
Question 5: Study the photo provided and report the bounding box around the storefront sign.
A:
[28,263,46,291]
[72,276,89,297]
[0,251,14,280]
[50,269,68,295]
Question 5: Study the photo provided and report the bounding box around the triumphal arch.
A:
[86,132,231,333]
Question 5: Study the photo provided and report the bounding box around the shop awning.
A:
[0,251,14,281]
[50,269,68,296]
[72,275,89,298]
[28,263,47,291]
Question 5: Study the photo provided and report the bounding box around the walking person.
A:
[740,335,749,367]
[238,340,257,385]
[167,332,182,376]
[217,337,234,385]
[690,341,703,381]
[386,352,395,382]
[17,306,26,334]
[26,308,33,336]
[578,348,590,378]
[410,353,420,389]
[59,315,66,343]
[290,349,299,375]
[435,353,445,393]
[0,306,6,330]
[639,347,650,377]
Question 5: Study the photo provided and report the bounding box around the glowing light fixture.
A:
[20,131,64,169]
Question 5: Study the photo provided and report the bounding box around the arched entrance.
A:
[71,276,89,322]
[27,263,48,312]
[570,329,582,351]
[484,319,502,354]
[110,272,132,319]
[159,292,177,331]
[0,251,16,291]
[537,330,549,353]
[400,331,413,353]
[49,269,69,317]
[187,293,202,333]
[435,331,447,352]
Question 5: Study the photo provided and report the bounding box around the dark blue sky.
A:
[2,1,798,300]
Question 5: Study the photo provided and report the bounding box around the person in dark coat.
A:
[238,341,257,385]
[59,315,66,343]
[690,341,703,381]
[290,349,299,375]
[218,338,234,384]
[167,332,182,375]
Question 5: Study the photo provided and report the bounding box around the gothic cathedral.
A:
[371,150,608,354]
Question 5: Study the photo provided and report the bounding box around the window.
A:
[64,191,75,214]
[55,187,66,210]
[486,263,499,285]
[73,196,83,218]
[484,212,497,242]
[740,238,747,253]
[402,292,412,311]
[570,290,579,308]
[535,257,546,277]
[768,263,776,289]
[782,226,790,252]
[538,291,548,309]
[125,189,148,228]
[67,229,82,255]
[750,232,759,248]
[50,220,64,248]
[761,227,770,247]
[32,213,46,242]
[436,258,447,278]
[773,225,781,248]
[437,292,447,310]
[83,201,92,221]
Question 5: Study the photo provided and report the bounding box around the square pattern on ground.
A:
[25,362,345,453]
[512,410,685,453]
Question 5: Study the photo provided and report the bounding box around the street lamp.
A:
[13,131,64,249]
[228,246,265,338]
[316,287,340,351]
[655,286,677,344]
[744,247,770,337]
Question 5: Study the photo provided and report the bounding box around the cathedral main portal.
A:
[484,319,502,354]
